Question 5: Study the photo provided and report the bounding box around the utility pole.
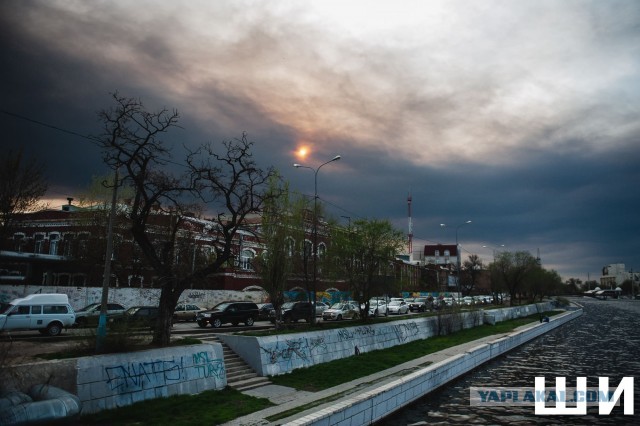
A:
[96,169,119,352]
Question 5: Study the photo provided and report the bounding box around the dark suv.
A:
[269,301,313,323]
[409,297,428,312]
[197,301,259,328]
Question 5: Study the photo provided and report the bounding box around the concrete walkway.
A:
[223,321,546,426]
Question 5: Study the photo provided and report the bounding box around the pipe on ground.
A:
[0,384,81,425]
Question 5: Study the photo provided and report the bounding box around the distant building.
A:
[600,263,636,288]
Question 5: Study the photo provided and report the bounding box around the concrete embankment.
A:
[228,307,582,426]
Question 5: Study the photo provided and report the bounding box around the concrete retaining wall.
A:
[1,359,78,396]
[292,308,582,425]
[219,302,553,376]
[1,343,227,416]
[77,343,226,414]
[0,285,263,312]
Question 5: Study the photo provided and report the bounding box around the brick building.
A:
[1,202,422,297]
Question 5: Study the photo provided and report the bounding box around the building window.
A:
[317,243,327,258]
[49,233,60,255]
[63,234,74,257]
[239,249,255,270]
[34,234,45,254]
[286,237,295,257]
[129,275,143,287]
[57,273,70,286]
[72,274,86,287]
[13,233,25,252]
[77,233,90,259]
[304,240,313,258]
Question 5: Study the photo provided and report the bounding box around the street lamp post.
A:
[294,155,341,322]
[455,221,471,303]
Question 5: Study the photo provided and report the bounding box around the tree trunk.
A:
[153,283,182,346]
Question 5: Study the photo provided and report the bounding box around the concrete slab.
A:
[242,384,315,405]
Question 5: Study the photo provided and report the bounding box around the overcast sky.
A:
[2,0,639,283]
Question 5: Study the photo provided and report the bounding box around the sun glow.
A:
[296,146,310,160]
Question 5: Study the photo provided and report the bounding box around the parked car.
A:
[368,299,388,317]
[322,302,359,321]
[257,303,274,321]
[74,302,126,326]
[315,301,330,316]
[197,301,259,328]
[111,306,161,328]
[462,296,475,306]
[408,297,428,312]
[442,297,456,307]
[0,293,75,336]
[269,301,314,323]
[387,300,409,315]
[172,303,207,322]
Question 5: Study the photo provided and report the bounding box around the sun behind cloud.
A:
[296,146,310,160]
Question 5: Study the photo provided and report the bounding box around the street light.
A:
[293,155,341,322]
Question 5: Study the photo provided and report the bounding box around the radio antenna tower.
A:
[407,193,413,257]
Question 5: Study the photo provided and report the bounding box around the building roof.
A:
[423,244,458,256]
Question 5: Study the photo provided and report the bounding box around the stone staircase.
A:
[204,335,271,391]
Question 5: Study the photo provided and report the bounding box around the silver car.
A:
[368,300,388,317]
[322,302,360,321]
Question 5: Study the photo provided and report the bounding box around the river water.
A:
[377,297,640,425]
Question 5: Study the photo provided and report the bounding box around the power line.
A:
[1,109,102,143]
[1,108,188,169]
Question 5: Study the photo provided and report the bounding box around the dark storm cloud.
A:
[1,0,639,281]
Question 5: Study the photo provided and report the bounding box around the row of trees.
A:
[255,175,407,327]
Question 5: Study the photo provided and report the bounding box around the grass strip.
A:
[72,388,273,425]
[269,311,560,391]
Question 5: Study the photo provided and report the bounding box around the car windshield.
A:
[389,301,402,306]
[281,302,295,309]
[125,307,141,315]
[211,302,231,312]
[0,303,13,315]
[78,303,100,312]
[330,303,346,310]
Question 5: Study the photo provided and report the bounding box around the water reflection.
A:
[377,298,640,425]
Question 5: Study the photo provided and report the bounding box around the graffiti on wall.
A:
[261,338,312,366]
[104,350,224,393]
[335,322,419,343]
[261,321,421,366]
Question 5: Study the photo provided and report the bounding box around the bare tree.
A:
[461,254,483,295]
[0,149,48,242]
[97,93,276,346]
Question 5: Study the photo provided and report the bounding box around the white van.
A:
[0,293,75,336]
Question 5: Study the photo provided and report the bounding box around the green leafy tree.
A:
[253,176,292,328]
[525,267,562,301]
[331,218,405,318]
[490,251,539,306]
